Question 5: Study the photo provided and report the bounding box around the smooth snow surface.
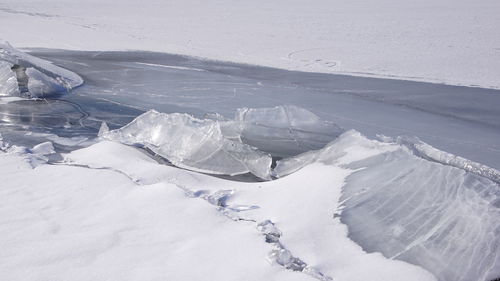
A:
[0,0,499,88]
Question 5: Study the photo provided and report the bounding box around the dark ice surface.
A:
[1,49,499,168]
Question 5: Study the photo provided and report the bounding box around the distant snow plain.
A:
[0,0,499,89]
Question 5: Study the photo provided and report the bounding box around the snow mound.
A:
[276,131,500,281]
[100,110,273,180]
[0,41,83,97]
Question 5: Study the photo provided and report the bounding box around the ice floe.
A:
[0,41,83,97]
[226,105,344,157]
[275,130,500,281]
[99,110,273,180]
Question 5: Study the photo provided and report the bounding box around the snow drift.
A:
[97,105,500,280]
[2,104,499,280]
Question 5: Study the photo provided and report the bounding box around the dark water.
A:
[1,49,499,168]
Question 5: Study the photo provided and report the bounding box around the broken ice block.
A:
[227,105,344,157]
[100,110,272,179]
[0,61,20,96]
[0,41,83,97]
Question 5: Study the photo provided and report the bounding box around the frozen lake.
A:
[1,49,499,169]
[1,48,499,281]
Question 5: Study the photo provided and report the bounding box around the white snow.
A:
[0,1,499,280]
[1,123,498,280]
[0,0,499,89]
[0,150,312,281]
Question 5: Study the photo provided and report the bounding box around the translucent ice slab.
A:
[0,41,83,97]
[0,61,19,96]
[219,105,344,157]
[100,110,272,179]
[275,131,500,281]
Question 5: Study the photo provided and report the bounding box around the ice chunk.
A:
[0,61,20,97]
[98,121,110,137]
[26,67,70,97]
[277,131,500,281]
[100,110,272,179]
[341,149,500,281]
[390,135,500,184]
[30,141,55,155]
[0,41,83,97]
[222,105,344,157]
[274,130,396,177]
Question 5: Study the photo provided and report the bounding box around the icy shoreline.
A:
[1,44,499,281]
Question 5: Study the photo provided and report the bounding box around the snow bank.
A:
[0,149,313,281]
[1,104,499,280]
[276,130,500,281]
[62,140,437,281]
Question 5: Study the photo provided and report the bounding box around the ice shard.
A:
[275,131,500,281]
[0,41,83,97]
[100,110,272,179]
[220,105,344,157]
[0,61,20,96]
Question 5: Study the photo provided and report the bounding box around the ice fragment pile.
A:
[100,110,273,179]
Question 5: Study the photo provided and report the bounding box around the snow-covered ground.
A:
[1,1,499,281]
[0,0,499,89]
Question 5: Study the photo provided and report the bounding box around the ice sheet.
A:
[276,131,500,281]
[227,105,344,157]
[100,110,272,179]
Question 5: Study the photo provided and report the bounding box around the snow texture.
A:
[62,140,438,281]
[3,120,499,280]
[0,0,498,89]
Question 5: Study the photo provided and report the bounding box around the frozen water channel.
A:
[1,48,499,281]
[1,49,499,168]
